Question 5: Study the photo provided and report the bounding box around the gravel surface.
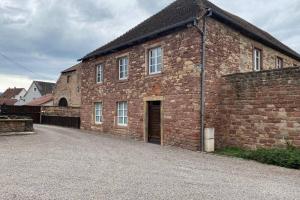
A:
[0,124,299,200]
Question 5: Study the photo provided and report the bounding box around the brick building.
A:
[79,0,300,150]
[53,63,81,107]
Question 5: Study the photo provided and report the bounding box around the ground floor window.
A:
[117,101,128,126]
[95,102,103,123]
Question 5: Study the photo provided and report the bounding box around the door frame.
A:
[143,96,164,145]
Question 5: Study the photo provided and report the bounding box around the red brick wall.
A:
[81,27,202,150]
[216,67,300,149]
[80,16,300,151]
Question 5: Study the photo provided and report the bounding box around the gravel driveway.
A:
[0,124,299,200]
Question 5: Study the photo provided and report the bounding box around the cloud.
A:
[0,0,299,92]
[0,73,33,92]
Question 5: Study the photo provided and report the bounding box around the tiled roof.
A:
[34,81,56,96]
[1,88,24,99]
[0,98,17,105]
[26,94,53,106]
[80,0,300,61]
[61,63,81,74]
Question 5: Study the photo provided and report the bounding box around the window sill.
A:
[95,122,103,125]
[117,78,129,83]
[146,72,163,79]
[116,124,128,129]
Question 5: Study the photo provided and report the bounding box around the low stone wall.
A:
[0,118,33,133]
[41,106,80,117]
[217,67,300,149]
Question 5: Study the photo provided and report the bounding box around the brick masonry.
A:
[0,119,33,133]
[216,67,300,149]
[53,67,81,107]
[80,16,300,151]
[41,106,80,118]
[81,27,202,151]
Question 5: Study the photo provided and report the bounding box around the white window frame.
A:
[119,57,128,80]
[96,64,103,83]
[95,102,103,124]
[117,101,128,126]
[149,47,162,75]
[276,57,283,69]
[253,48,262,72]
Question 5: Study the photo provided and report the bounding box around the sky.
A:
[0,0,299,92]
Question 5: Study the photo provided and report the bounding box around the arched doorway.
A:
[58,98,68,107]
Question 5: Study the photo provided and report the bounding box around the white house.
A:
[15,81,55,105]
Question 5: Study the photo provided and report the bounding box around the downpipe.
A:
[193,8,212,152]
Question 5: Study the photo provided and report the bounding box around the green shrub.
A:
[216,147,300,169]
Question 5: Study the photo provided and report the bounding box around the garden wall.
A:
[216,67,300,149]
[41,106,80,117]
[0,118,33,133]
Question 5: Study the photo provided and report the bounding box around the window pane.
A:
[124,65,128,77]
[120,71,124,79]
[118,117,123,124]
[157,47,162,57]
[157,64,161,72]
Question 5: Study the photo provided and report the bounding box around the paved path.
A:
[0,125,299,200]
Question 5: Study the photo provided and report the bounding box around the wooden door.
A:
[148,101,161,144]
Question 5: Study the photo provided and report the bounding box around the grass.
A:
[216,147,300,169]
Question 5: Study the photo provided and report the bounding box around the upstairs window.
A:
[276,57,283,69]
[253,48,262,71]
[96,64,103,83]
[95,102,103,124]
[67,75,71,83]
[117,101,128,126]
[149,47,162,75]
[119,57,128,80]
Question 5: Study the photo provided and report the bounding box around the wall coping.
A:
[0,119,33,122]
[223,66,300,78]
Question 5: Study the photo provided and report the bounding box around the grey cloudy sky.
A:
[0,0,299,92]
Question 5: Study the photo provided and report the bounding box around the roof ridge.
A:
[80,0,300,61]
[83,0,188,59]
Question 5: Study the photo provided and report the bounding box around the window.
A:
[95,102,103,124]
[96,64,103,83]
[253,48,262,71]
[67,75,71,83]
[119,57,128,80]
[149,47,162,74]
[276,57,283,69]
[34,87,37,92]
[117,101,128,126]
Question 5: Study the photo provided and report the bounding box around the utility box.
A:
[205,128,215,152]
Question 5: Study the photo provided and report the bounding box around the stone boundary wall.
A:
[0,119,33,133]
[41,106,80,117]
[216,67,300,149]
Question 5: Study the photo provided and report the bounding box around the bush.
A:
[216,147,300,169]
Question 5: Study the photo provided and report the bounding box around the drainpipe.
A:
[193,8,212,152]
